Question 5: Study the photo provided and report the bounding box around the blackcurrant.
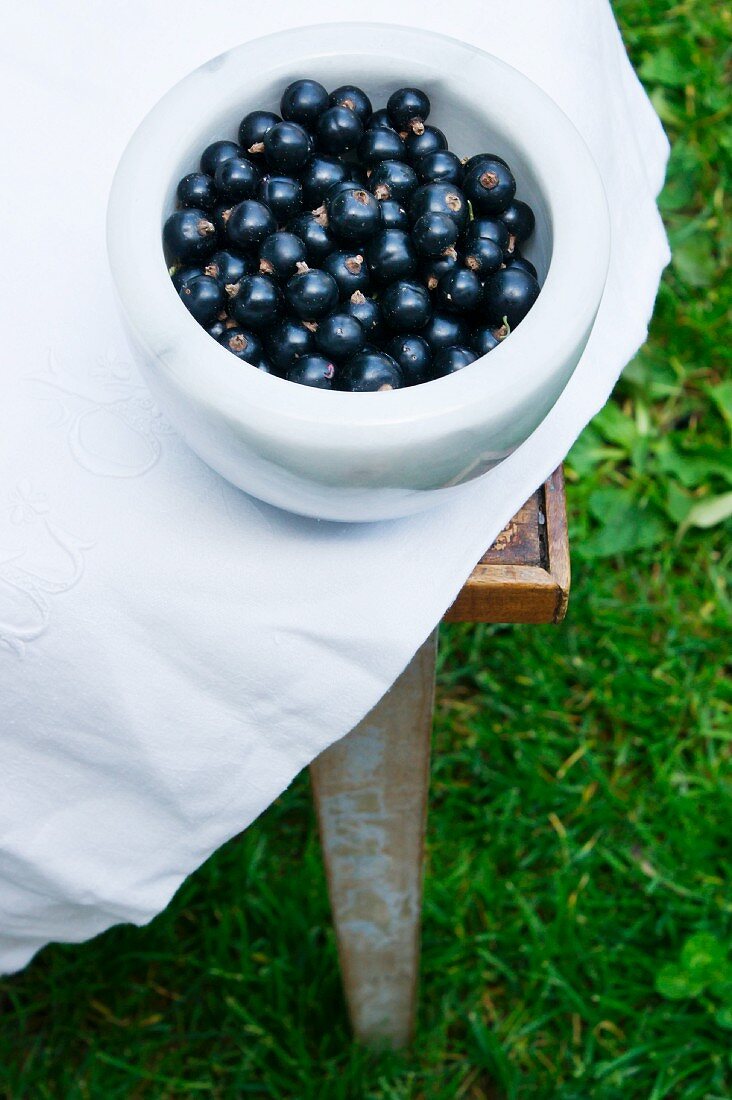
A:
[412,212,458,256]
[280,78,329,129]
[170,263,203,291]
[410,182,468,234]
[339,350,403,392]
[259,231,308,281]
[316,106,363,155]
[288,354,336,389]
[217,326,264,361]
[421,311,469,351]
[357,127,404,168]
[212,202,234,237]
[464,235,503,277]
[229,274,282,330]
[504,253,538,279]
[322,251,371,298]
[367,108,392,130]
[345,291,384,342]
[327,188,382,243]
[287,211,336,264]
[364,229,417,285]
[404,125,447,164]
[386,87,431,133]
[315,312,365,360]
[369,160,418,205]
[415,150,464,187]
[385,334,432,385]
[379,200,409,231]
[500,199,536,244]
[436,268,482,314]
[200,140,241,177]
[325,179,363,203]
[328,85,372,125]
[380,280,431,332]
[177,172,217,211]
[258,175,303,223]
[238,110,281,155]
[263,121,312,174]
[266,318,314,372]
[482,268,540,328]
[432,346,478,376]
[203,249,252,288]
[463,158,516,214]
[466,216,510,254]
[471,327,501,356]
[177,274,223,326]
[420,248,459,290]
[207,319,229,340]
[285,268,339,320]
[300,155,350,208]
[226,199,277,251]
[163,208,217,263]
[215,156,261,203]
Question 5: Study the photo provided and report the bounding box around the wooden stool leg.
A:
[310,630,438,1049]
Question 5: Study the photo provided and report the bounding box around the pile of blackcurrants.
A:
[163,80,540,391]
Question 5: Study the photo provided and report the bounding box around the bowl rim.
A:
[107,21,610,446]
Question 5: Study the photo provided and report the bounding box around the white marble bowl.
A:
[107,23,610,522]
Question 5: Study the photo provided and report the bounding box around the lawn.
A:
[1,2,730,1097]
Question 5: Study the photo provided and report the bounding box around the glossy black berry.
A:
[410,182,468,234]
[385,334,432,386]
[463,158,516,214]
[259,231,307,281]
[215,156,261,203]
[421,311,469,352]
[339,350,403,392]
[177,274,223,326]
[212,203,234,236]
[229,274,282,330]
[177,172,217,211]
[466,216,510,254]
[226,199,277,251]
[345,291,384,342]
[258,175,303,223]
[252,354,276,374]
[464,235,503,277]
[379,200,409,231]
[436,268,482,314]
[315,312,365,361]
[200,140,241,177]
[217,326,264,361]
[471,327,501,357]
[285,268,339,321]
[357,127,404,168]
[328,85,372,125]
[368,108,392,130]
[404,125,447,164]
[322,251,371,298]
[301,156,350,208]
[482,268,540,328]
[325,179,363,203]
[415,150,464,187]
[412,212,458,256]
[163,208,217,263]
[369,160,418,204]
[238,110,281,155]
[432,346,478,376]
[364,229,417,285]
[287,211,336,265]
[203,249,252,287]
[327,188,382,244]
[500,200,536,244]
[280,79,329,128]
[316,106,363,155]
[288,354,336,389]
[386,87,430,133]
[504,253,538,279]
[266,318,314,372]
[381,280,431,332]
[420,248,459,291]
[170,263,203,291]
[463,152,510,175]
[207,319,229,340]
[263,121,312,174]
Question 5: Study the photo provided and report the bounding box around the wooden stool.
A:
[310,468,570,1049]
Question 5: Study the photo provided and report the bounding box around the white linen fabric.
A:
[0,0,669,974]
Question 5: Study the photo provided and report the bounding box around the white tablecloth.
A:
[0,0,669,973]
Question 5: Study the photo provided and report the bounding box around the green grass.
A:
[2,2,731,1096]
